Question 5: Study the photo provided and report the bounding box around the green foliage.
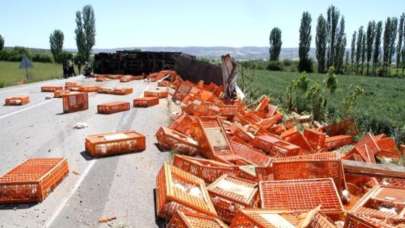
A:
[266,61,283,71]
[366,21,376,76]
[298,12,313,72]
[383,17,392,76]
[373,21,383,75]
[49,30,64,63]
[325,67,337,93]
[335,17,346,74]
[396,14,404,70]
[269,27,282,61]
[316,15,327,73]
[350,31,356,72]
[0,35,4,51]
[326,5,340,68]
[0,47,52,63]
[31,53,52,63]
[356,26,364,74]
[75,5,96,62]
[238,65,258,105]
[341,86,364,117]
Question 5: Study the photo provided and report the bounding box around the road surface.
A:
[0,76,171,228]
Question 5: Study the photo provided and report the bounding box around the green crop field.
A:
[246,70,405,138]
[0,61,63,87]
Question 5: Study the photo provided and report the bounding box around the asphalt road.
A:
[0,76,171,228]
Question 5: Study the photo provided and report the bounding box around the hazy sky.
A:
[1,0,403,49]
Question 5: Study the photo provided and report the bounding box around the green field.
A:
[246,70,405,140]
[0,61,63,87]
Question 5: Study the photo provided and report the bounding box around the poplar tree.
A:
[326,5,340,68]
[383,18,392,75]
[351,31,356,72]
[373,21,383,75]
[298,12,313,72]
[366,21,376,75]
[397,14,404,73]
[356,26,364,74]
[361,33,366,74]
[335,17,346,73]
[316,15,327,73]
[269,28,282,61]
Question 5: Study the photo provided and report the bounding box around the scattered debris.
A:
[73,122,88,129]
[98,216,117,223]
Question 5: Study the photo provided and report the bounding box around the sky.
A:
[1,0,403,49]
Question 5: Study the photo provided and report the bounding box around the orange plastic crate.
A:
[322,118,358,137]
[207,174,258,223]
[325,135,353,150]
[119,75,135,82]
[230,140,271,167]
[62,92,88,113]
[53,89,71,98]
[85,130,145,157]
[156,163,217,219]
[4,96,30,105]
[230,208,336,228]
[0,158,69,204]
[112,87,133,95]
[168,210,227,228]
[344,212,393,228]
[197,116,235,163]
[65,81,80,88]
[144,88,169,98]
[259,178,344,217]
[272,152,347,194]
[97,101,130,114]
[79,85,99,92]
[172,155,237,183]
[133,96,159,107]
[304,128,326,150]
[252,134,300,157]
[97,87,114,94]
[173,81,194,101]
[41,85,63,92]
[156,127,199,155]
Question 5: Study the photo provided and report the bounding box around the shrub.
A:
[0,81,4,88]
[266,61,283,71]
[32,53,52,63]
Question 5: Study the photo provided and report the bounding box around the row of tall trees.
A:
[49,5,96,72]
[351,13,405,76]
[0,35,4,51]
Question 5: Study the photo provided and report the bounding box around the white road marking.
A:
[0,99,53,120]
[45,159,96,228]
[45,82,151,227]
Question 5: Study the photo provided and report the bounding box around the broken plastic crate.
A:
[62,92,88,113]
[85,130,146,157]
[259,178,344,217]
[119,75,135,82]
[350,185,405,224]
[230,140,271,167]
[41,85,63,92]
[97,87,114,94]
[207,174,258,223]
[0,158,69,204]
[230,208,337,228]
[252,134,300,157]
[156,127,199,156]
[343,212,394,228]
[168,210,227,228]
[4,96,30,105]
[79,85,99,92]
[173,81,194,101]
[144,88,169,98]
[197,116,235,163]
[97,101,130,114]
[172,155,236,183]
[133,96,159,107]
[112,87,133,95]
[65,81,80,89]
[304,128,326,151]
[272,152,347,194]
[156,163,217,219]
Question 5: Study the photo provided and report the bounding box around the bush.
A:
[0,81,4,88]
[32,53,52,63]
[266,61,283,71]
[282,59,292,67]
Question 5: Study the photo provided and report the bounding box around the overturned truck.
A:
[93,50,224,85]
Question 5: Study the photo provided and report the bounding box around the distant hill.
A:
[92,47,316,60]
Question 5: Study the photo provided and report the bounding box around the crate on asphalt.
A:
[97,87,114,94]
[4,96,30,105]
[133,96,159,107]
[119,75,135,82]
[41,85,63,92]
[97,101,130,114]
[197,116,235,163]
[62,92,88,113]
[144,88,169,98]
[207,174,258,223]
[172,155,237,183]
[259,178,344,217]
[272,152,347,194]
[53,89,71,98]
[156,127,199,156]
[156,163,217,219]
[65,82,80,89]
[79,85,99,92]
[230,208,337,228]
[85,130,145,157]
[112,87,133,95]
[168,210,227,228]
[0,158,69,204]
